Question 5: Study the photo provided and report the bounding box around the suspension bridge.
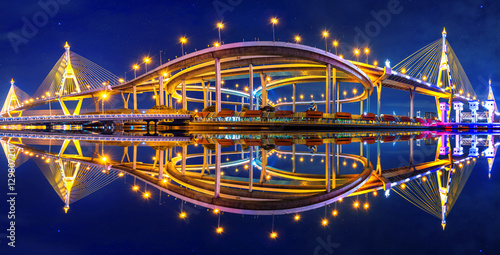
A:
[1,29,497,130]
[2,131,495,230]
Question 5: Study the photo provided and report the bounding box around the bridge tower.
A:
[436,28,453,122]
[483,135,497,179]
[1,79,24,117]
[58,42,84,116]
[484,79,496,123]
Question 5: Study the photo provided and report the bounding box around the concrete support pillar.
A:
[439,102,449,123]
[181,80,187,110]
[336,81,340,113]
[181,146,187,175]
[159,150,164,180]
[133,145,137,170]
[215,58,221,112]
[159,75,164,106]
[410,88,414,118]
[453,134,463,156]
[201,80,208,109]
[261,150,267,183]
[377,82,382,116]
[249,64,254,110]
[249,146,254,192]
[326,143,331,192]
[133,85,137,111]
[469,101,479,123]
[453,101,464,123]
[332,69,337,113]
[326,64,332,114]
[292,83,296,112]
[366,90,371,113]
[261,74,268,108]
[360,100,364,115]
[214,143,221,198]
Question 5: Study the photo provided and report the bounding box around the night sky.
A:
[1,0,499,114]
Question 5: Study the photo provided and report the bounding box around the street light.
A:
[180,37,187,56]
[354,48,360,62]
[364,48,370,63]
[144,57,150,73]
[333,40,339,55]
[271,17,278,42]
[133,64,139,78]
[217,22,224,43]
[295,35,301,43]
[322,30,329,52]
[101,93,107,114]
[46,92,51,116]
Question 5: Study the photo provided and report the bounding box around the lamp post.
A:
[364,48,370,64]
[333,41,338,55]
[271,18,278,42]
[144,57,150,73]
[133,65,139,79]
[180,37,187,56]
[101,93,107,114]
[46,92,51,116]
[354,49,360,62]
[295,36,301,44]
[217,22,224,43]
[322,30,329,52]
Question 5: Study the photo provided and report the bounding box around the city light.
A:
[270,232,277,239]
[294,214,301,221]
[216,227,223,234]
[295,36,301,43]
[353,201,360,208]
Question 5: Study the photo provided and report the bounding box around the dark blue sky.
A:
[1,0,499,115]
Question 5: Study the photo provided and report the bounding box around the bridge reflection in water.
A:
[2,130,496,235]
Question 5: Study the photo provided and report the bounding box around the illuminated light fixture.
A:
[332,210,338,216]
[294,214,301,221]
[333,40,338,47]
[322,219,328,226]
[143,192,150,198]
[216,227,223,234]
[422,176,427,182]
[217,22,224,29]
[322,30,329,38]
[363,203,369,209]
[401,183,406,189]
[270,232,277,239]
[132,185,139,191]
[213,208,220,214]
[352,88,357,95]
[339,55,344,59]
[179,212,187,219]
[373,60,378,66]
[295,36,301,43]
[271,18,278,24]
[401,68,407,74]
[373,191,378,196]
[364,48,370,54]
[214,42,220,47]
[118,172,124,177]
[353,201,360,208]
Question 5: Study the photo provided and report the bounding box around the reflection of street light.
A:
[343,91,347,97]
[352,88,357,95]
[271,17,278,42]
[300,94,304,100]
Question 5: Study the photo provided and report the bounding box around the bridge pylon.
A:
[436,28,454,122]
[1,79,26,117]
[58,42,84,116]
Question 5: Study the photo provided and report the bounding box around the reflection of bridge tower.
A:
[484,80,497,123]
[35,156,119,213]
[438,135,449,156]
[452,135,463,156]
[483,135,497,178]
[394,158,476,229]
[469,135,479,157]
[436,28,453,122]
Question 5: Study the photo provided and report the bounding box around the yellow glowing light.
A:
[300,157,304,162]
[179,212,187,218]
[214,42,220,47]
[162,179,168,183]
[118,172,124,177]
[266,175,271,180]
[401,68,406,74]
[180,37,187,43]
[339,198,343,202]
[352,89,358,95]
[101,156,107,162]
[295,36,301,42]
[343,161,347,166]
[271,18,278,24]
[102,93,108,99]
[364,203,369,209]
[373,60,378,66]
[333,40,338,47]
[353,201,360,208]
[294,214,301,221]
[322,31,329,38]
[422,176,427,182]
[270,232,277,239]
[401,183,406,189]
[354,49,360,55]
[373,191,377,196]
[459,163,463,168]
[132,185,139,191]
[216,227,223,234]
[144,57,150,63]
[322,219,328,226]
[332,210,338,216]
[459,89,463,95]
[213,208,220,214]
[217,22,224,29]
[339,55,344,59]
[423,75,427,81]
[244,164,249,169]
[133,65,139,70]
[143,192,150,198]
[352,163,357,168]
[119,78,124,83]
[244,87,249,92]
